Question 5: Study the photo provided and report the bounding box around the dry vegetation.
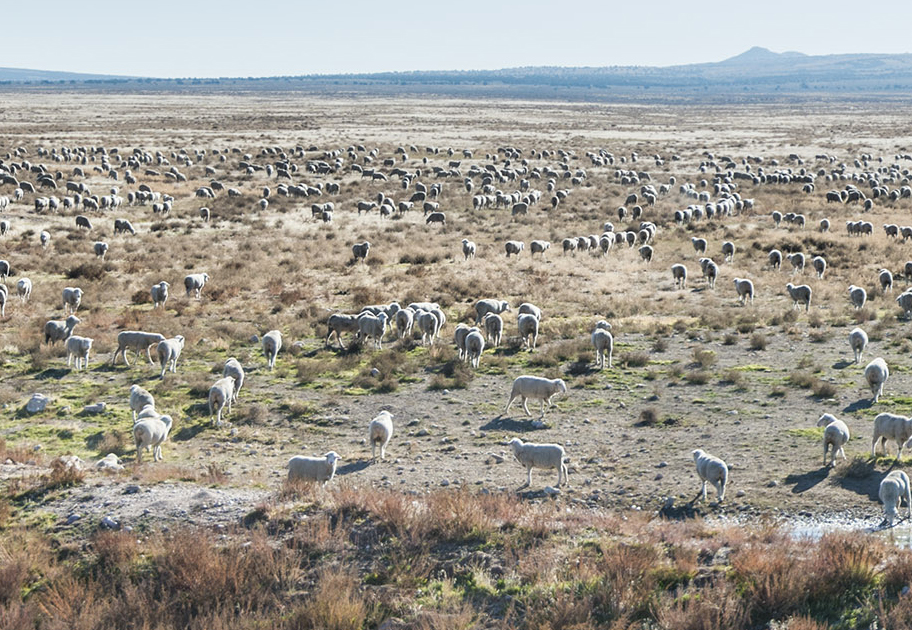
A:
[3,92,912,626]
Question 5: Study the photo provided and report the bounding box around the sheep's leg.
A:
[521,397,531,416]
[873,436,880,457]
[146,346,154,364]
[701,480,707,502]
[504,396,515,415]
[523,467,532,489]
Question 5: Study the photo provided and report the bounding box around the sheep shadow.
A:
[337,460,370,476]
[832,359,854,370]
[843,398,874,413]
[658,502,702,521]
[831,460,883,502]
[783,467,830,494]
[172,423,207,443]
[481,416,546,432]
[34,368,69,380]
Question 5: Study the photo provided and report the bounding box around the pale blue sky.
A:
[3,0,911,77]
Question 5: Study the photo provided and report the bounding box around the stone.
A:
[96,453,124,472]
[99,515,120,530]
[26,394,50,413]
[83,402,106,414]
[65,513,81,525]
[543,486,561,496]
[249,334,259,344]
[124,485,141,495]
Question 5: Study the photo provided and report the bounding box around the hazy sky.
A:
[3,0,912,77]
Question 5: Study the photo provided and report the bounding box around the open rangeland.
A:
[4,92,912,628]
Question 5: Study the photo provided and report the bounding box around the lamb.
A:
[44,315,80,344]
[129,384,155,421]
[184,273,209,299]
[16,277,30,301]
[865,357,889,403]
[483,312,503,347]
[732,277,754,305]
[395,308,414,340]
[768,249,782,270]
[848,285,867,310]
[530,240,550,256]
[133,412,173,464]
[223,358,245,402]
[849,327,868,364]
[208,376,236,425]
[507,437,569,488]
[151,281,170,309]
[517,313,540,350]
[358,312,388,349]
[898,291,912,319]
[591,320,613,369]
[93,241,108,260]
[880,470,912,527]
[786,283,812,311]
[461,239,476,260]
[671,263,687,289]
[872,412,912,459]
[504,375,567,417]
[368,411,394,461]
[287,451,341,485]
[721,240,735,263]
[504,240,524,257]
[157,335,185,379]
[262,330,282,370]
[326,313,361,349]
[112,331,166,366]
[465,329,485,368]
[787,252,806,274]
[65,335,93,371]
[880,268,894,294]
[518,302,543,321]
[62,286,83,315]
[812,255,827,279]
[692,449,728,503]
[352,241,371,262]
[816,413,850,467]
[475,298,511,324]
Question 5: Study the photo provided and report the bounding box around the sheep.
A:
[129,384,155,421]
[507,437,569,488]
[872,412,912,459]
[504,375,567,417]
[62,286,83,315]
[880,268,894,294]
[113,218,136,235]
[352,241,371,262]
[465,329,485,368]
[787,252,806,274]
[880,470,912,527]
[208,376,236,426]
[475,298,511,324]
[143,283,167,311]
[223,358,245,402]
[518,302,542,321]
[454,323,471,359]
[671,263,687,289]
[93,241,108,260]
[517,313,540,350]
[819,218,830,232]
[368,411,394,461]
[287,451,341,485]
[721,240,735,262]
[562,238,577,255]
[358,312,388,349]
[897,291,912,319]
[112,331,166,366]
[395,307,414,340]
[133,413,173,464]
[44,315,80,344]
[786,283,812,311]
[323,313,360,349]
[0,286,5,317]
[816,413,850,467]
[65,335,93,371]
[184,273,209,299]
[483,312,503,347]
[530,240,550,256]
[691,237,707,254]
[864,357,889,403]
[40,231,50,248]
[425,211,446,226]
[461,238,476,260]
[768,249,782,270]
[16,277,31,301]
[504,240,524,257]
[415,310,439,346]
[199,207,210,222]
[262,330,282,370]
[157,335,185,379]
[591,320,613,369]
[733,277,754,305]
[848,285,867,310]
[700,258,718,289]
[638,245,654,263]
[0,219,8,235]
[692,449,728,503]
[849,327,868,364]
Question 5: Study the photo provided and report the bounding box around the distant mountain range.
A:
[4,48,912,98]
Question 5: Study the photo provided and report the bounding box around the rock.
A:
[736,490,746,498]
[377,619,406,630]
[488,453,505,464]
[124,485,141,495]
[249,334,259,344]
[99,515,120,530]
[96,453,124,472]
[531,420,546,429]
[83,402,106,414]
[26,394,50,413]
[657,461,668,468]
[290,341,305,356]
[663,497,675,510]
[65,513,81,525]
[416,428,430,437]
[407,419,420,427]
[370,367,381,378]
[543,486,561,496]
[766,480,779,488]
[440,479,450,487]
[654,474,663,481]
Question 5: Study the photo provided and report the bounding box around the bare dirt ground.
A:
[2,92,912,536]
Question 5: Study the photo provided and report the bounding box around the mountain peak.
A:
[718,47,807,65]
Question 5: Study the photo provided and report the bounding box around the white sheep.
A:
[721,240,735,263]
[849,327,868,364]
[325,313,361,349]
[454,323,471,359]
[530,240,551,256]
[112,331,166,366]
[358,312,388,349]
[880,268,894,294]
[786,283,812,311]
[184,273,209,299]
[65,335,93,370]
[93,241,109,260]
[262,330,282,369]
[768,249,782,270]
[151,281,170,309]
[517,313,540,351]
[880,470,912,527]
[16,278,31,301]
[897,291,912,319]
[157,335,185,379]
[864,357,889,403]
[475,298,511,324]
[504,375,567,417]
[0,286,5,317]
[699,257,718,289]
[208,376,236,426]
[129,384,155,422]
[518,302,542,321]
[787,252,805,274]
[223,358,245,402]
[133,413,173,463]
[638,245,654,263]
[395,308,415,340]
[692,449,728,503]
[287,451,341,485]
[461,238,476,260]
[62,286,83,315]
[40,230,50,248]
[848,285,867,310]
[812,255,827,279]
[483,312,503,347]
[508,437,569,488]
[592,320,613,369]
[872,412,912,459]
[368,411,394,461]
[504,240,524,257]
[465,329,485,368]
[671,263,687,289]
[732,278,754,305]
[816,413,850,467]
[352,241,371,262]
[44,315,80,344]
[415,310,439,346]
[691,237,707,254]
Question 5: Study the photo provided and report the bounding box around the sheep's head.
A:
[692,449,704,462]
[816,413,837,428]
[555,379,567,394]
[325,451,341,465]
